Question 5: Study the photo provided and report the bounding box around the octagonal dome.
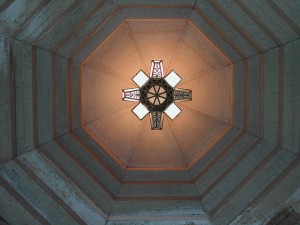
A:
[1,1,300,225]
[83,20,232,168]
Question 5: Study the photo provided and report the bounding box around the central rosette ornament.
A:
[122,60,192,130]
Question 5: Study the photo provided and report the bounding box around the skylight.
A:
[123,60,192,130]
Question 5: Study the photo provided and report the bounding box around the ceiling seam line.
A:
[193,6,247,60]
[49,0,111,53]
[193,131,247,182]
[232,36,300,64]
[176,38,211,213]
[105,111,121,225]
[207,0,264,53]
[165,0,198,73]
[278,145,299,157]
[54,139,116,199]
[194,182,210,216]
[42,0,82,45]
[193,166,215,216]
[126,116,148,168]
[15,0,80,40]
[77,19,126,66]
[125,18,149,72]
[113,159,129,219]
[83,31,300,80]
[67,59,72,133]
[0,29,297,67]
[0,148,37,164]
[226,149,300,225]
[14,157,88,225]
[243,58,248,131]
[83,64,134,86]
[10,0,50,38]
[209,144,280,216]
[230,124,286,150]
[229,125,288,150]
[259,53,265,139]
[178,102,230,125]
[278,45,284,147]
[75,124,273,176]
[113,121,154,218]
[187,126,233,170]
[41,135,123,186]
[165,18,189,73]
[179,64,231,86]
[233,0,282,46]
[0,0,13,13]
[200,138,261,200]
[68,131,124,182]
[50,53,56,139]
[84,103,136,127]
[37,143,107,222]
[31,46,39,147]
[8,37,17,159]
[35,131,73,149]
[167,119,189,168]
[266,0,300,36]
[80,126,128,170]
[68,6,122,61]
[0,176,51,225]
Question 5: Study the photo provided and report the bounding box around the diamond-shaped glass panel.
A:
[164,70,181,88]
[132,71,149,87]
[132,103,149,120]
[164,103,181,120]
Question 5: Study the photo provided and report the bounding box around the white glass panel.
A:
[132,103,149,120]
[132,71,149,87]
[164,70,181,88]
[164,103,181,120]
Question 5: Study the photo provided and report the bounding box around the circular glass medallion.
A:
[147,85,167,105]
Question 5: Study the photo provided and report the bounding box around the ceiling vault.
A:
[0,0,300,224]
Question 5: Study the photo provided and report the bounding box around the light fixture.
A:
[122,60,192,130]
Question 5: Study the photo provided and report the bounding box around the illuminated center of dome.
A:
[122,60,192,130]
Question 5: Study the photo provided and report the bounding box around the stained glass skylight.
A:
[122,60,192,130]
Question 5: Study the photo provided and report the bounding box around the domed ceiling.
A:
[83,20,231,168]
[0,1,300,225]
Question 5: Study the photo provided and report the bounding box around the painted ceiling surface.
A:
[0,1,300,225]
[83,20,232,168]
